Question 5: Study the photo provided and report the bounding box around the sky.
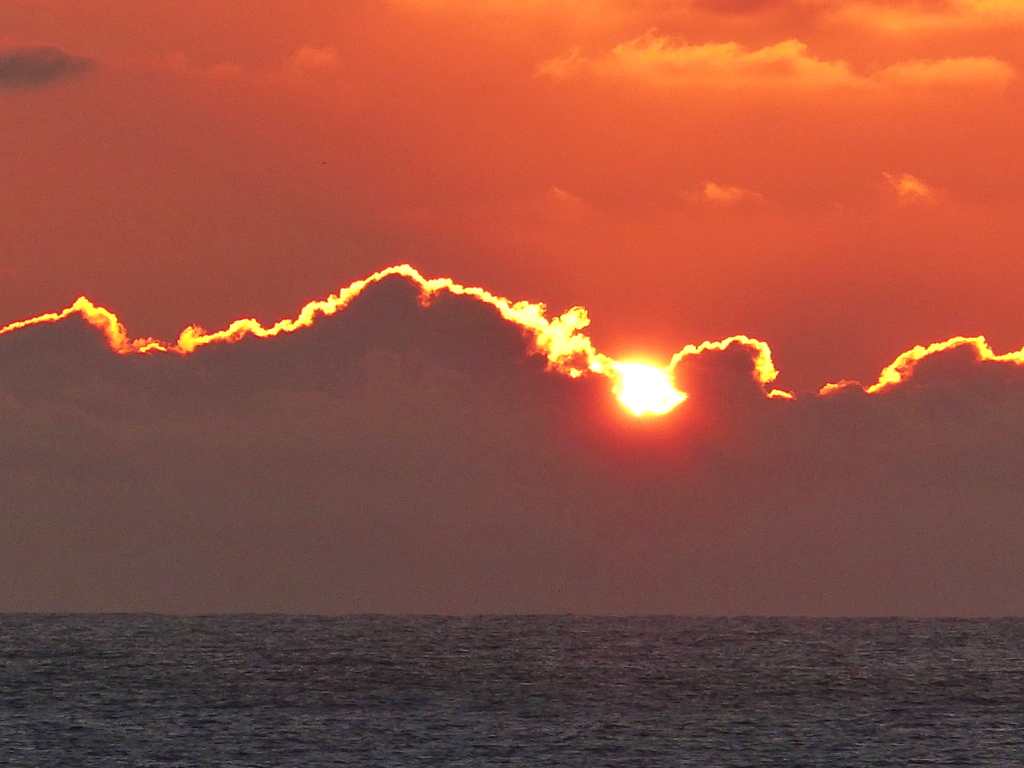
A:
[2,0,1024,614]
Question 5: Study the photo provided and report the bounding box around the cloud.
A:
[0,266,619,415]
[0,46,94,89]
[818,334,1024,397]
[883,171,942,203]
[866,335,1024,392]
[5,267,1024,614]
[875,56,1014,88]
[537,33,1014,92]
[697,181,765,204]
[832,0,1024,31]
[538,36,859,89]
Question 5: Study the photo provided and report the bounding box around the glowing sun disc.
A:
[612,361,687,417]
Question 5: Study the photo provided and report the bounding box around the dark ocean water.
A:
[1,616,1022,767]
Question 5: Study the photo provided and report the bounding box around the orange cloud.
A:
[699,181,765,204]
[874,56,1014,88]
[0,266,687,415]
[23,266,1024,411]
[169,266,617,383]
[812,334,1024,395]
[867,335,1024,393]
[538,33,1014,91]
[818,379,862,396]
[833,0,1024,32]
[169,269,563,376]
[7,266,845,418]
[0,296,165,354]
[883,171,942,203]
[538,35,858,88]
[671,335,785,392]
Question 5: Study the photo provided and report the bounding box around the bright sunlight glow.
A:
[612,361,687,417]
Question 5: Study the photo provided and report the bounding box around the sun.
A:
[611,361,687,417]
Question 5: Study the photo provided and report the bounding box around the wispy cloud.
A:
[539,36,858,89]
[832,0,1024,32]
[699,181,765,204]
[538,33,1014,91]
[875,56,1014,88]
[883,171,942,203]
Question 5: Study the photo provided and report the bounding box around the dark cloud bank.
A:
[3,274,1024,615]
[0,46,93,89]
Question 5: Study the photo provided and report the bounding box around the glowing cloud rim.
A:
[1,265,692,414]
[5,265,1024,410]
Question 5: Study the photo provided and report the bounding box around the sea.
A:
[1,615,1022,767]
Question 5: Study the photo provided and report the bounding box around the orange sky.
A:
[5,2,1024,615]
[3,0,1023,392]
